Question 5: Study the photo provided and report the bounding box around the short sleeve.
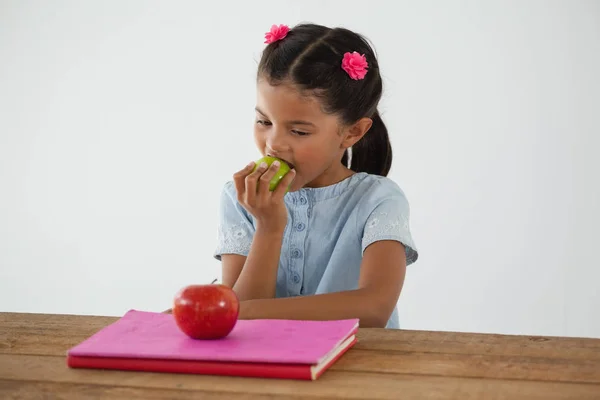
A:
[213,181,255,260]
[361,195,419,265]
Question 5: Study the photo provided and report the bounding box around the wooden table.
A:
[1,312,599,399]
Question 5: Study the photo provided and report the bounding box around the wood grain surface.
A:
[1,312,599,399]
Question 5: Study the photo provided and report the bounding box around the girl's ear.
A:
[341,117,373,149]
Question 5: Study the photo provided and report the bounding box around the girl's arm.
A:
[221,160,296,301]
[238,240,407,328]
[221,225,284,300]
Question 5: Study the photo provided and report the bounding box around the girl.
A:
[214,23,418,328]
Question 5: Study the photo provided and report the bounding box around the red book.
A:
[67,310,359,380]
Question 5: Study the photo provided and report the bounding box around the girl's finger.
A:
[245,161,267,204]
[273,168,296,199]
[233,161,256,178]
[258,160,281,197]
[233,161,255,202]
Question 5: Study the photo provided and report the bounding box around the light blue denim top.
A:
[213,172,418,328]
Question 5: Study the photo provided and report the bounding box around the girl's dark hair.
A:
[258,23,392,176]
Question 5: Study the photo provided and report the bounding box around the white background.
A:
[1,0,599,338]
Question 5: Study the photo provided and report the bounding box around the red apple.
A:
[172,283,239,339]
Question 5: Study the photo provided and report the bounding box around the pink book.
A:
[67,310,359,380]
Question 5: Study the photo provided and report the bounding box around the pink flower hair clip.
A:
[341,51,368,80]
[264,24,290,44]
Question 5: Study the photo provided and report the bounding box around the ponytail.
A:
[342,111,392,176]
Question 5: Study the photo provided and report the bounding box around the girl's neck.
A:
[304,164,355,189]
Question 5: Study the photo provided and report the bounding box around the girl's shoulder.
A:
[343,172,412,211]
[354,173,408,197]
[352,174,418,264]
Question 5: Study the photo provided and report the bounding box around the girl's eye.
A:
[256,120,308,136]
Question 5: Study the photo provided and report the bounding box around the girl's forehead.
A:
[256,80,324,117]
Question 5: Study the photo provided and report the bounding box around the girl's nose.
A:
[266,129,289,153]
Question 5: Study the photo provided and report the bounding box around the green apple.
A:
[253,156,291,191]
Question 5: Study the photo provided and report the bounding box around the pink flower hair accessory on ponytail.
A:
[264,24,290,44]
[341,52,368,80]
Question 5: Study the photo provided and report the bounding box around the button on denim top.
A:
[213,172,419,328]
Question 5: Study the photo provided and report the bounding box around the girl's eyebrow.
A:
[255,107,316,127]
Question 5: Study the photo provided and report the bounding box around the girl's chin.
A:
[286,177,303,193]
[287,183,301,193]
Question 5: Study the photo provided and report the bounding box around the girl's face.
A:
[254,79,356,191]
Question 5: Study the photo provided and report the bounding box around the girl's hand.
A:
[233,160,296,232]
